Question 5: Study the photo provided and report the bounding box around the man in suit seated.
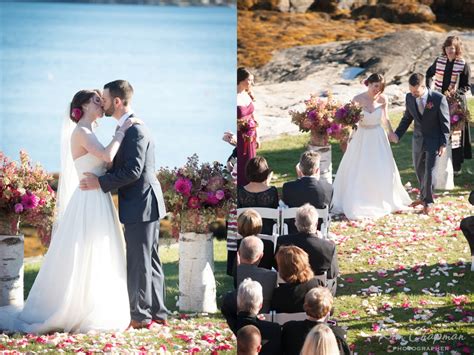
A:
[237,236,278,312]
[234,279,282,355]
[221,236,278,328]
[281,287,350,355]
[281,150,332,234]
[460,191,474,271]
[276,204,339,296]
[237,325,261,355]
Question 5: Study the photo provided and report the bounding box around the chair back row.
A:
[236,206,330,239]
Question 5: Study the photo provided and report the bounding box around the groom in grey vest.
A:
[80,80,168,328]
[389,73,450,215]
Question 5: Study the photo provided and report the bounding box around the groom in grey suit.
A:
[80,80,168,328]
[389,73,450,214]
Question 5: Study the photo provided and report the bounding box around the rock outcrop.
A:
[240,0,474,24]
[252,30,474,140]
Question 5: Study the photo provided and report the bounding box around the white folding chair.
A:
[237,207,281,251]
[262,311,307,325]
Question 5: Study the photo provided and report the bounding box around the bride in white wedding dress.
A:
[332,74,412,220]
[0,89,134,333]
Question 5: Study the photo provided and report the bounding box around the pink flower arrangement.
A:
[290,95,341,144]
[425,101,434,110]
[0,151,56,245]
[158,154,236,237]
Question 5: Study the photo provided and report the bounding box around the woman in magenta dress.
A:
[237,67,259,186]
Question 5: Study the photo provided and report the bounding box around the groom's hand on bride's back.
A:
[79,172,100,190]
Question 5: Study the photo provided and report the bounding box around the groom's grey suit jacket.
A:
[98,123,166,224]
[395,89,450,152]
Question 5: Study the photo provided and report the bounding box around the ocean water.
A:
[0,2,236,172]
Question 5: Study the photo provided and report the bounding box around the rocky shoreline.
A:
[253,29,474,141]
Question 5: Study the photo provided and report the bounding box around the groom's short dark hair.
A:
[104,80,134,106]
[408,73,425,87]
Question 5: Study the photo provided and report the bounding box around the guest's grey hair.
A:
[237,278,263,315]
[299,150,320,176]
[295,203,319,234]
[239,236,264,263]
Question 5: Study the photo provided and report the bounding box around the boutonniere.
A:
[425,101,434,110]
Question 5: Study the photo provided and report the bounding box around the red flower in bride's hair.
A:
[71,108,83,122]
[363,79,369,86]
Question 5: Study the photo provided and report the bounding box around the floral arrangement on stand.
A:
[0,151,56,246]
[290,94,363,149]
[157,154,236,238]
[444,89,470,133]
[290,94,341,146]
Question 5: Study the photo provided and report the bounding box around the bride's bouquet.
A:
[0,151,56,246]
[444,89,470,133]
[157,154,236,238]
[290,94,341,145]
[333,101,363,149]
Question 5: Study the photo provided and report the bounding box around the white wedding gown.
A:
[332,107,412,220]
[0,153,130,333]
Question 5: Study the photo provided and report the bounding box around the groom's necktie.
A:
[417,97,425,115]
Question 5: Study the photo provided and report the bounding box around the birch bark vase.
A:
[308,132,332,184]
[0,234,24,307]
[178,231,217,313]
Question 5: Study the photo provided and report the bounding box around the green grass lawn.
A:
[6,100,474,353]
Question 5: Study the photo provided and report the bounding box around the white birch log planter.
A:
[178,232,217,313]
[307,144,332,185]
[0,234,24,307]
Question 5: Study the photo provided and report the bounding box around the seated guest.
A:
[237,325,262,355]
[282,287,350,355]
[235,279,282,355]
[460,191,474,271]
[221,236,278,326]
[238,156,279,235]
[236,209,274,270]
[301,324,340,355]
[271,246,322,313]
[276,204,339,296]
[237,236,278,312]
[281,151,332,234]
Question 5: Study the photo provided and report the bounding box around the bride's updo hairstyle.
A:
[364,73,386,93]
[69,89,101,123]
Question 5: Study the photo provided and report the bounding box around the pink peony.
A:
[21,192,39,210]
[187,196,201,209]
[174,177,192,196]
[215,190,225,200]
[14,203,24,214]
[451,115,460,124]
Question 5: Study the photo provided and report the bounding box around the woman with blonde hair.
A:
[301,323,339,355]
[271,245,322,313]
[426,35,471,184]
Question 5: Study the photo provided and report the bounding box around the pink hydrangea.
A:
[174,177,192,196]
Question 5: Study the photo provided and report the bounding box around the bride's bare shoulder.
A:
[352,92,365,104]
[378,94,388,105]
